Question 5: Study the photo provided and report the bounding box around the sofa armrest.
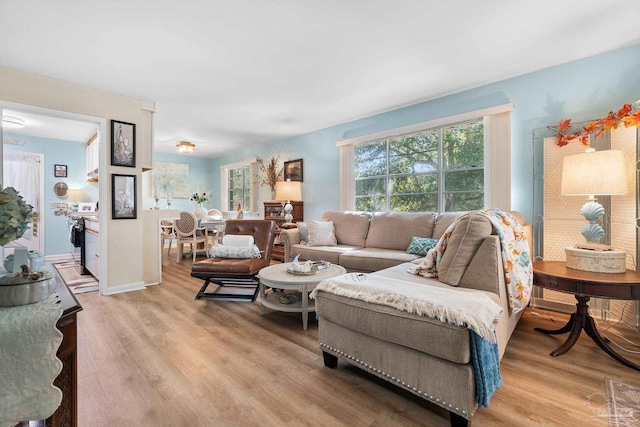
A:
[280,228,301,263]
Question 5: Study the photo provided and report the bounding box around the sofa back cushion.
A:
[432,211,466,240]
[321,211,371,247]
[365,211,436,250]
[438,214,493,286]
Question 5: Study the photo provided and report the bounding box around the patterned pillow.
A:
[407,237,438,256]
[210,244,261,259]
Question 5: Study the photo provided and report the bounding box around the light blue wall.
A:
[142,151,216,212]
[210,43,640,223]
[3,133,98,256]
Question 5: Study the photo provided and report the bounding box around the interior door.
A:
[2,151,45,253]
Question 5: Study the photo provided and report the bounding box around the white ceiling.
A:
[1,1,639,158]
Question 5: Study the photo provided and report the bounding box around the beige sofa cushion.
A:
[290,244,361,265]
[339,248,422,272]
[432,211,466,239]
[365,212,436,250]
[438,214,492,286]
[321,211,371,247]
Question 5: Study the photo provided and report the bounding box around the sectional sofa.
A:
[280,210,533,426]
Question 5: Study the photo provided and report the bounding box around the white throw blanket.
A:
[310,273,503,342]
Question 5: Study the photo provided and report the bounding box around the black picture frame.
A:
[111,119,136,167]
[284,158,303,182]
[54,164,67,177]
[111,174,137,219]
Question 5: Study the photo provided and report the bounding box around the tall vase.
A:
[271,188,276,201]
[194,203,207,220]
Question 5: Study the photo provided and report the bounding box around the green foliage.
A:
[0,187,33,246]
[355,121,484,212]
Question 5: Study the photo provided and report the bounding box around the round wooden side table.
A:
[533,260,640,371]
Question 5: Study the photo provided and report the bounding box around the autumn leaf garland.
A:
[553,102,640,147]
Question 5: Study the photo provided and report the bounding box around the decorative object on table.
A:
[176,140,196,154]
[561,148,628,273]
[111,174,137,219]
[255,155,283,200]
[551,101,640,147]
[236,203,243,219]
[190,190,210,220]
[311,260,330,270]
[0,264,56,306]
[283,158,303,182]
[53,164,67,177]
[4,250,45,273]
[0,187,33,246]
[153,195,160,210]
[166,193,172,208]
[278,293,298,304]
[152,161,189,198]
[110,119,136,167]
[287,255,316,275]
[275,179,302,224]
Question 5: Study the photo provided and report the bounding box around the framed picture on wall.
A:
[112,174,137,219]
[54,164,67,177]
[284,158,303,182]
[110,119,136,167]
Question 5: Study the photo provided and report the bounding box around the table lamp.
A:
[275,180,302,224]
[67,189,84,212]
[561,148,628,272]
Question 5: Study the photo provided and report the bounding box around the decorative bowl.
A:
[287,265,318,276]
[0,266,56,306]
[4,250,45,272]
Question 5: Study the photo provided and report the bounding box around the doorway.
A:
[2,151,44,253]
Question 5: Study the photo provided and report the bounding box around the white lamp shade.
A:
[275,180,302,201]
[67,189,84,202]
[561,149,628,196]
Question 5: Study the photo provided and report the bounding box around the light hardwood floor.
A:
[74,253,640,426]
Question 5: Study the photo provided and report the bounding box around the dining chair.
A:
[174,211,209,262]
[160,219,176,255]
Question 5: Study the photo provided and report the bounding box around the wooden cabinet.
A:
[263,201,303,226]
[264,201,303,262]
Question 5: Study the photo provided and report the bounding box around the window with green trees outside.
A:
[228,164,252,211]
[354,120,484,213]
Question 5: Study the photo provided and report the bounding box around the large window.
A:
[227,164,252,211]
[354,120,484,212]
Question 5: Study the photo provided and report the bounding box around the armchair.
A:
[191,220,276,302]
[174,211,209,262]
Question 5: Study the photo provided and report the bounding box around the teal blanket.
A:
[470,331,502,407]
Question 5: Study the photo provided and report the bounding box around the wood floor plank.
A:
[74,253,640,426]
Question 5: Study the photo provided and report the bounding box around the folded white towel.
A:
[222,235,254,246]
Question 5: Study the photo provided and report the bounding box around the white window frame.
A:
[337,103,513,212]
[220,159,258,214]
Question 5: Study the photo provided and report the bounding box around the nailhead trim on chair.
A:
[319,342,474,418]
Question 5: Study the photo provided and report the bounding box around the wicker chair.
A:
[191,219,276,302]
[174,211,209,262]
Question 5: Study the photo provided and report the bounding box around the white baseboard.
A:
[101,281,146,295]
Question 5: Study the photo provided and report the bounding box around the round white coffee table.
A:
[257,262,346,330]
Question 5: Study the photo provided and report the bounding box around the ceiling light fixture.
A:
[2,115,26,129]
[176,140,196,154]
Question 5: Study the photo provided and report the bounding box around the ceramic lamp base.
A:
[565,246,626,273]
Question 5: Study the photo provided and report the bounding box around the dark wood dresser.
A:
[41,275,83,426]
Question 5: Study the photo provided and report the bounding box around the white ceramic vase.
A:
[194,203,207,220]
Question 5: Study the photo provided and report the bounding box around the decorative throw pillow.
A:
[306,221,337,247]
[210,244,261,259]
[407,236,438,256]
[296,222,309,244]
[222,235,255,246]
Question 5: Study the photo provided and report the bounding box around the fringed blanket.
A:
[408,208,533,316]
[310,273,503,407]
[311,273,502,342]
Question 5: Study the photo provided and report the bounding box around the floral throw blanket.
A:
[408,208,533,315]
